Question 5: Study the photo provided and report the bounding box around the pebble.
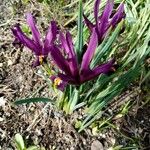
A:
[0,97,6,106]
[0,117,4,121]
[0,63,3,67]
[7,59,13,66]
[110,137,116,145]
[91,140,104,150]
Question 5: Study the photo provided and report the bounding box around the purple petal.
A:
[110,3,125,27]
[11,24,40,55]
[81,59,115,83]
[26,13,42,47]
[59,31,78,77]
[97,0,114,41]
[83,14,94,32]
[50,75,56,81]
[58,73,79,85]
[66,32,78,76]
[94,0,101,24]
[50,46,71,75]
[50,75,67,91]
[66,32,76,58]
[57,82,67,91]
[81,28,98,72]
[99,0,114,24]
[59,31,70,55]
[43,21,58,55]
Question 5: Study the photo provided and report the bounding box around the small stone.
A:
[0,63,3,67]
[91,140,104,150]
[110,137,116,145]
[7,59,13,66]
[0,97,6,106]
[0,117,4,121]
[99,133,106,138]
[70,147,74,150]
[18,76,23,82]
[138,127,143,134]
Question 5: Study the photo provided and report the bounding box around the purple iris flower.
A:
[50,28,114,89]
[83,0,125,43]
[11,13,58,67]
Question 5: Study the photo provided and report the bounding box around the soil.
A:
[0,0,150,150]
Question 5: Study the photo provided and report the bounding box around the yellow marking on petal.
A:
[54,77,62,86]
[39,55,44,64]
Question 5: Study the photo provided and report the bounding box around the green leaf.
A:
[37,0,44,3]
[22,0,30,4]
[80,65,142,131]
[79,111,102,132]
[15,133,26,150]
[83,74,115,102]
[73,102,86,111]
[27,146,38,150]
[75,0,83,62]
[66,88,79,114]
[141,71,150,85]
[124,27,150,67]
[14,97,52,105]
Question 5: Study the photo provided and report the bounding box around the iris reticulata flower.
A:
[83,0,125,43]
[11,13,57,67]
[49,28,114,90]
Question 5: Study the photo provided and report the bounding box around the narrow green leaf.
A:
[79,111,102,132]
[27,146,38,150]
[14,97,52,105]
[81,65,142,130]
[22,0,30,4]
[75,0,83,62]
[73,102,86,111]
[67,88,79,114]
[15,133,26,150]
[141,71,150,85]
[124,27,150,67]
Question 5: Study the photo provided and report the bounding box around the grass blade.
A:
[14,97,52,105]
[75,0,83,62]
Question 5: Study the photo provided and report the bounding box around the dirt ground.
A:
[0,0,150,150]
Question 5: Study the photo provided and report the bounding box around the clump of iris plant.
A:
[11,0,124,92]
[10,0,129,132]
[12,0,126,128]
[11,13,57,67]
[83,0,125,43]
[49,0,125,90]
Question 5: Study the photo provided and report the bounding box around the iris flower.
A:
[83,0,124,43]
[11,13,57,67]
[50,28,114,90]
